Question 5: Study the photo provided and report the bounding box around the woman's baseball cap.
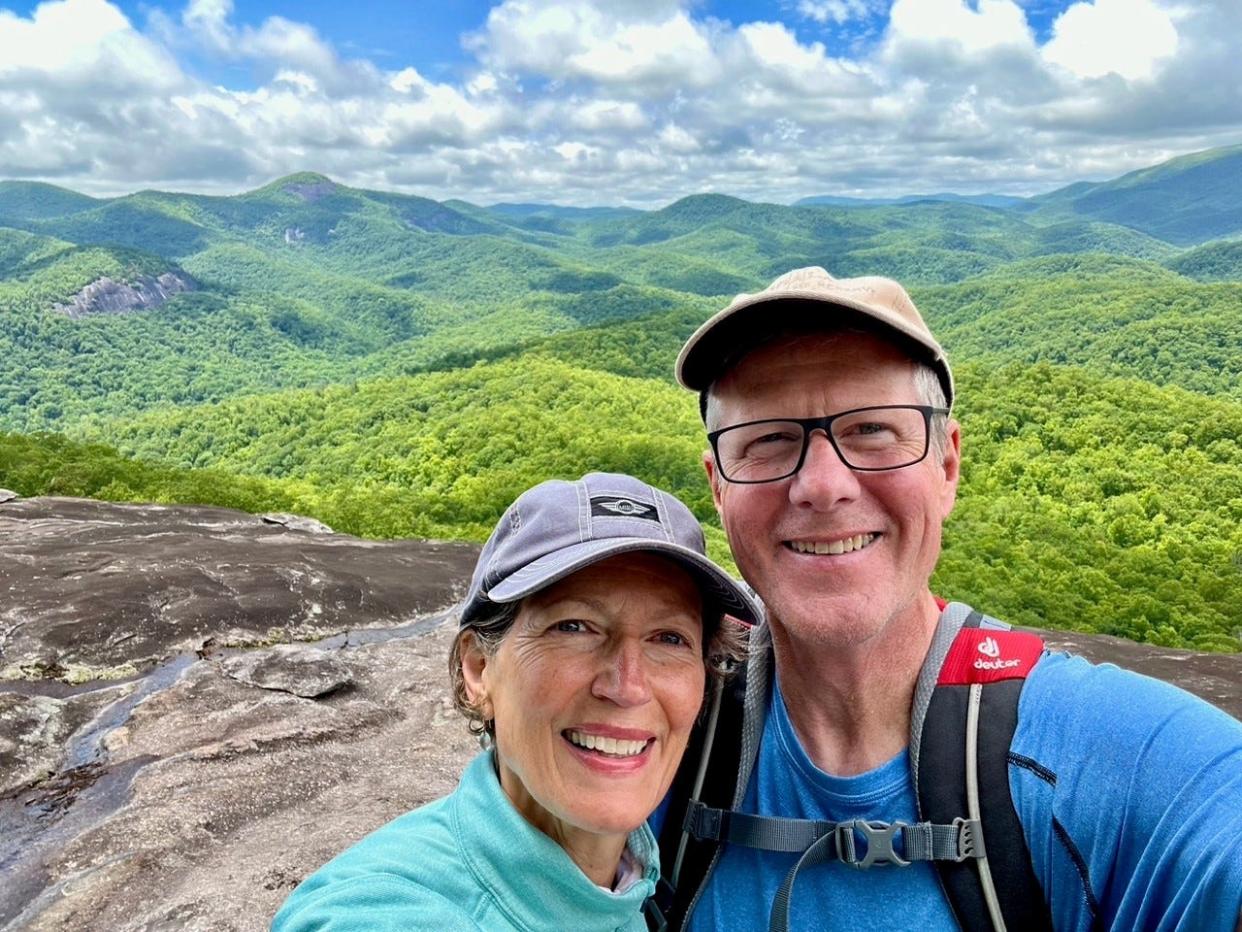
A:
[460,472,759,626]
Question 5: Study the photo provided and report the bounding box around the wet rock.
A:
[0,683,133,797]
[0,496,479,681]
[5,625,476,932]
[220,646,353,698]
[0,693,69,793]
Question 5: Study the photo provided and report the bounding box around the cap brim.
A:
[485,537,759,625]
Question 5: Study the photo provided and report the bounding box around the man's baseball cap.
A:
[675,266,954,408]
[460,472,759,626]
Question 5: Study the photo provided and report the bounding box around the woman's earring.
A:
[479,723,494,750]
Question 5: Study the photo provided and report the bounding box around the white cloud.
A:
[1042,0,1178,80]
[0,0,1240,205]
[468,0,721,89]
[887,0,1034,55]
[658,123,700,153]
[568,99,649,131]
[0,0,181,87]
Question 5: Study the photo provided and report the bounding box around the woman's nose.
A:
[591,640,653,707]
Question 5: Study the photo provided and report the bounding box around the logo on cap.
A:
[593,497,656,519]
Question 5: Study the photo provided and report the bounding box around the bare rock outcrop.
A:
[0,495,1237,931]
[0,496,476,681]
[282,179,337,203]
[1,497,479,931]
[52,272,195,319]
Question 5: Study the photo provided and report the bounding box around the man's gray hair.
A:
[913,362,950,457]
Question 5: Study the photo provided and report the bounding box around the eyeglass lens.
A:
[715,406,931,481]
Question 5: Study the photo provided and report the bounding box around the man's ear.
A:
[939,418,962,519]
[459,631,493,720]
[703,448,724,515]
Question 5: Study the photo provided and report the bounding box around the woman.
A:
[273,472,758,931]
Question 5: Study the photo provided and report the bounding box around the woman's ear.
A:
[459,630,493,720]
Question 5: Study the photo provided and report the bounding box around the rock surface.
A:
[1,496,479,931]
[0,496,477,681]
[52,272,194,319]
[0,495,1238,931]
[220,646,354,698]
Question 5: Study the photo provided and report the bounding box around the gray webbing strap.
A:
[684,801,982,864]
[769,829,837,932]
[684,801,985,932]
[685,804,835,853]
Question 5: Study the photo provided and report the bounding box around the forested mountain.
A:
[1027,143,1242,245]
[2,144,1240,651]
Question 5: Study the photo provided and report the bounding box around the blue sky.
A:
[1,0,1240,204]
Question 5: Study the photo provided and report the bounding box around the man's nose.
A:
[592,640,653,707]
[789,430,861,508]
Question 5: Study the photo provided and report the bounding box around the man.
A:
[657,267,1242,931]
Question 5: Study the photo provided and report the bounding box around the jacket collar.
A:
[452,750,658,929]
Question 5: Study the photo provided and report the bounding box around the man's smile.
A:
[785,533,878,555]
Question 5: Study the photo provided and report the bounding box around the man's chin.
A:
[765,591,923,650]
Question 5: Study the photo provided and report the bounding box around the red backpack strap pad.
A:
[937,628,1045,686]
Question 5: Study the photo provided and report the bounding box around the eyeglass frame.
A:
[707,404,951,484]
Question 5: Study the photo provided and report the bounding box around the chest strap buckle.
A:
[837,820,911,869]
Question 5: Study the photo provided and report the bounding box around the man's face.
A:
[704,330,960,649]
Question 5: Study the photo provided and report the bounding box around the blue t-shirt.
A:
[686,652,1242,931]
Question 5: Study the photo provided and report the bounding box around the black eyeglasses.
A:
[708,405,949,484]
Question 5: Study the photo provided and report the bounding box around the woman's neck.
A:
[496,762,628,887]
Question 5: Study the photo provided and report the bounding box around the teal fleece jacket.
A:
[271,750,659,931]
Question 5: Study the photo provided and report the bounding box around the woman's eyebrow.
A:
[532,595,609,615]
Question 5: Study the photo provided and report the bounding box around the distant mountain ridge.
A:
[5,140,1242,247]
[795,192,1025,209]
[1025,143,1242,245]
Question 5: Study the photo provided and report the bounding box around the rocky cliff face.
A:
[0,495,1238,931]
[53,272,194,319]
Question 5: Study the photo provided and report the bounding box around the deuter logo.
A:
[938,627,1044,686]
[974,635,1021,670]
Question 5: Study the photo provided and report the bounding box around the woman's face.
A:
[464,552,707,843]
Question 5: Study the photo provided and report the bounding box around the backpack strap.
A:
[653,657,750,930]
[913,606,1054,932]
